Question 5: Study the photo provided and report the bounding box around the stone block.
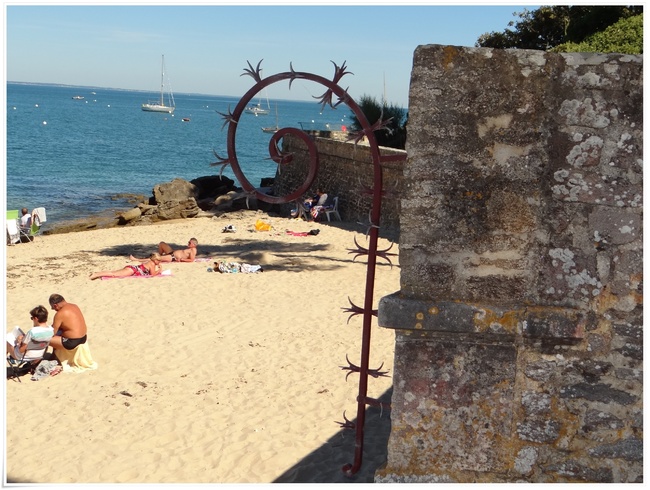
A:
[117,207,142,224]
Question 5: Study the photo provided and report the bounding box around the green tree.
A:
[476,5,643,51]
[552,13,643,54]
[349,94,407,150]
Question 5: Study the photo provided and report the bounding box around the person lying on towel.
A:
[89,253,163,280]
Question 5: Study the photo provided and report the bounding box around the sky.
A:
[3,2,541,108]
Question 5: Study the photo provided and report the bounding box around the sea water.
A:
[6,83,351,225]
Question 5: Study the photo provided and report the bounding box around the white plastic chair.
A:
[6,210,20,245]
[324,196,342,222]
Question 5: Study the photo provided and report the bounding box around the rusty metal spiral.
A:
[220,60,401,477]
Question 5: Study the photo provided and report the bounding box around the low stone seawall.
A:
[273,135,406,232]
[44,132,406,236]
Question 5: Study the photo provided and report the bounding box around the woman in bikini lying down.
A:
[90,253,163,280]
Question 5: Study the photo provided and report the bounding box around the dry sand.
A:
[4,211,399,484]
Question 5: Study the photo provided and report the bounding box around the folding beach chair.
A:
[16,207,46,242]
[28,207,47,239]
[324,196,342,222]
[6,210,20,245]
[6,326,54,382]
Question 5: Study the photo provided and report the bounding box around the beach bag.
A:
[254,219,272,232]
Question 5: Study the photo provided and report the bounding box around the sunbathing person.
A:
[90,253,163,280]
[130,238,198,263]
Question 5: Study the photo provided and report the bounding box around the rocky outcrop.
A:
[117,207,142,224]
[152,178,198,204]
[117,175,276,225]
[156,198,200,220]
[45,175,278,234]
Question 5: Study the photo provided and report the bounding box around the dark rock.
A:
[545,460,613,482]
[588,438,643,462]
[190,175,237,200]
[260,177,275,187]
[582,409,624,432]
[560,383,637,405]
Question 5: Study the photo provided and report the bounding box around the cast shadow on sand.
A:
[93,237,398,274]
[274,387,393,483]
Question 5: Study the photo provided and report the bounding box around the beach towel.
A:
[100,269,172,280]
[215,261,263,274]
[55,342,98,373]
[286,229,320,237]
[33,207,47,223]
[30,360,60,381]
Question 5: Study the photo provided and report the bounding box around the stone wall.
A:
[376,46,643,482]
[273,135,406,230]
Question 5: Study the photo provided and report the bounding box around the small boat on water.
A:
[245,82,271,116]
[261,103,280,133]
[182,117,190,122]
[142,55,175,114]
[72,95,84,100]
[245,102,270,116]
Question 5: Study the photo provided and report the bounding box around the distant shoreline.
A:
[6,81,316,104]
[8,80,226,97]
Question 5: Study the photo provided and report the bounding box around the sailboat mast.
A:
[160,55,165,105]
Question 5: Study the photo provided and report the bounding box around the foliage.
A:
[349,94,407,150]
[552,13,643,54]
[476,5,643,51]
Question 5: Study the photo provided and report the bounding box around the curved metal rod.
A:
[223,61,390,477]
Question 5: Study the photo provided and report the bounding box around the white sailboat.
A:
[245,97,270,115]
[142,55,175,113]
[245,83,270,116]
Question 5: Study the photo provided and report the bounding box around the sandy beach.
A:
[5,210,399,484]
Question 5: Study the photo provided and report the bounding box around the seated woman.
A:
[290,188,330,220]
[309,189,334,221]
[89,253,163,280]
[304,189,327,209]
[6,305,54,361]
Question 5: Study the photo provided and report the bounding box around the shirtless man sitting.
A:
[130,238,198,263]
[48,293,88,354]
